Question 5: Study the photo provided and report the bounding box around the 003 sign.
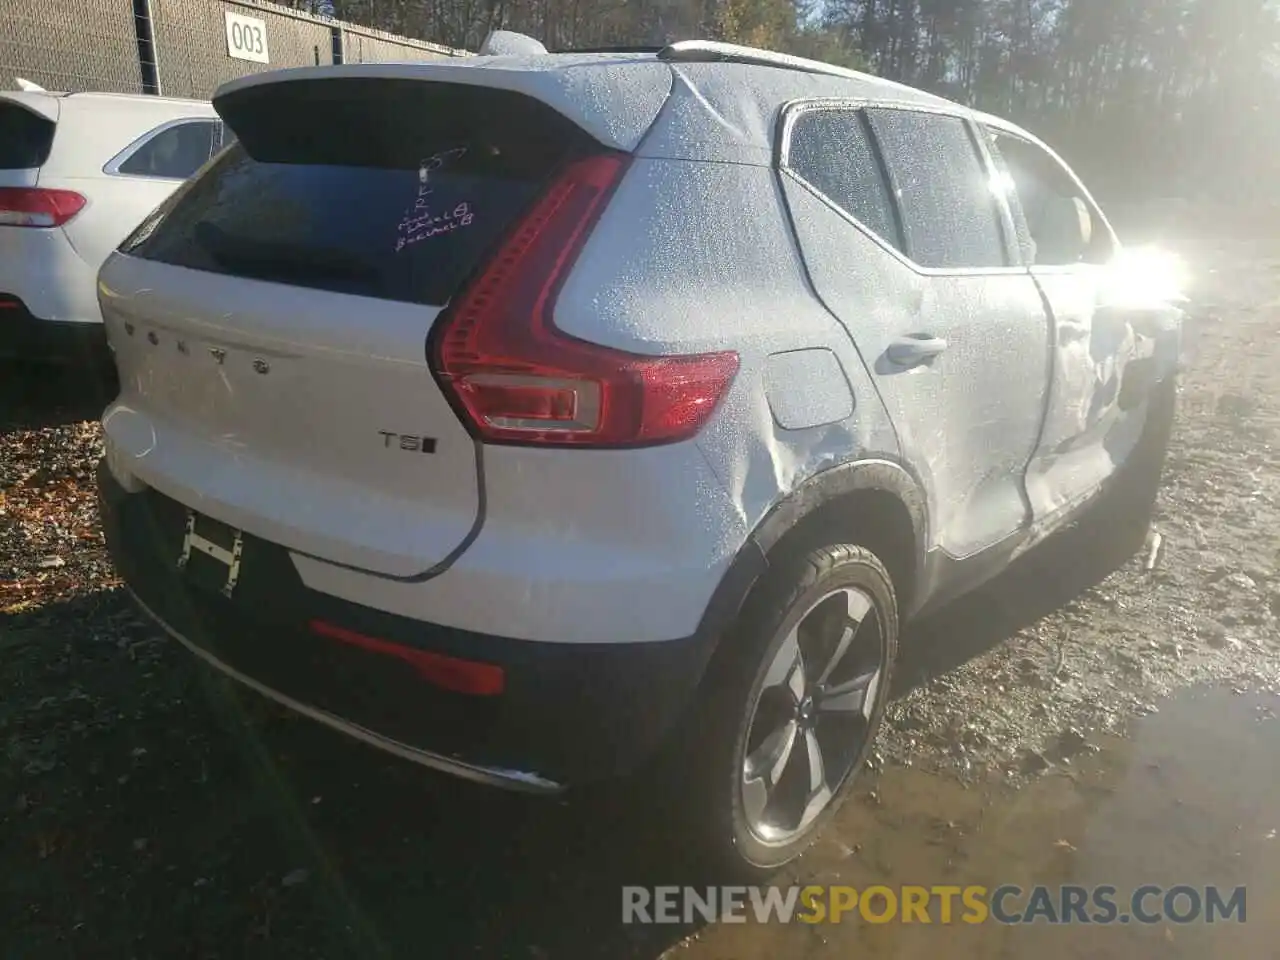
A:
[224,11,270,64]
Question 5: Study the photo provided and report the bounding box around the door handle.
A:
[887,335,948,367]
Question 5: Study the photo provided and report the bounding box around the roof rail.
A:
[657,39,948,104]
[554,45,665,54]
[657,40,867,82]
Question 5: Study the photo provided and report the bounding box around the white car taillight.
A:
[430,153,739,448]
[0,187,87,228]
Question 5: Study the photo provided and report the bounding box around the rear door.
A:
[100,78,604,577]
[780,105,1050,558]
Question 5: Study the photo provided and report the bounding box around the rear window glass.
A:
[867,109,1008,270]
[787,108,903,253]
[0,103,55,169]
[125,79,597,307]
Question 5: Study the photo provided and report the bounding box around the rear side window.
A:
[117,120,220,179]
[125,79,598,307]
[786,108,903,253]
[867,109,1007,270]
[0,103,55,170]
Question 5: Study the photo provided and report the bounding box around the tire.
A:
[669,543,899,877]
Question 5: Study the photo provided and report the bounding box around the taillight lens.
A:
[0,187,87,227]
[431,153,739,448]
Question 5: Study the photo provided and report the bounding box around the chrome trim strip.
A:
[126,589,565,795]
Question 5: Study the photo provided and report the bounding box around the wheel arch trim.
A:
[696,458,929,645]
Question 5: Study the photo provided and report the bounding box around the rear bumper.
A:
[127,587,564,793]
[0,295,109,364]
[97,462,717,788]
[0,224,103,328]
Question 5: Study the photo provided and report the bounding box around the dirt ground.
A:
[2,227,1278,958]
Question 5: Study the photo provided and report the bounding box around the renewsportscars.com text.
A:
[622,884,1247,926]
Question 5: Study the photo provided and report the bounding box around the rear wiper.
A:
[193,222,380,286]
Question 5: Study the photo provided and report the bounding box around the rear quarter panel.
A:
[554,157,901,562]
[40,98,218,290]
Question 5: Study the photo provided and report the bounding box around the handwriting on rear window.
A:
[395,146,474,251]
[396,202,474,250]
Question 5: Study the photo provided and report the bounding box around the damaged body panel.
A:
[97,44,1182,813]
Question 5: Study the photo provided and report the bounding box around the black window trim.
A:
[102,116,222,180]
[777,98,1027,277]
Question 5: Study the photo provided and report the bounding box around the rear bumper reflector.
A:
[309,618,506,696]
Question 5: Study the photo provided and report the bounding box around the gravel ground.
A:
[1,233,1278,957]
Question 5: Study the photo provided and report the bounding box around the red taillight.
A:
[431,153,739,447]
[309,619,505,696]
[0,187,87,228]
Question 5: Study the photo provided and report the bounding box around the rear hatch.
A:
[99,77,607,577]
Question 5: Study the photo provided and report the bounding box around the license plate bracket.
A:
[177,510,244,598]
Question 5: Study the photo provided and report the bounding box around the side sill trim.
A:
[126,588,565,795]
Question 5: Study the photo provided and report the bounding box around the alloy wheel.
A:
[740,586,885,845]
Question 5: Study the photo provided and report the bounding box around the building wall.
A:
[0,0,465,99]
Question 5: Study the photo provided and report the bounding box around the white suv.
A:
[0,85,222,365]
[96,40,1182,872]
